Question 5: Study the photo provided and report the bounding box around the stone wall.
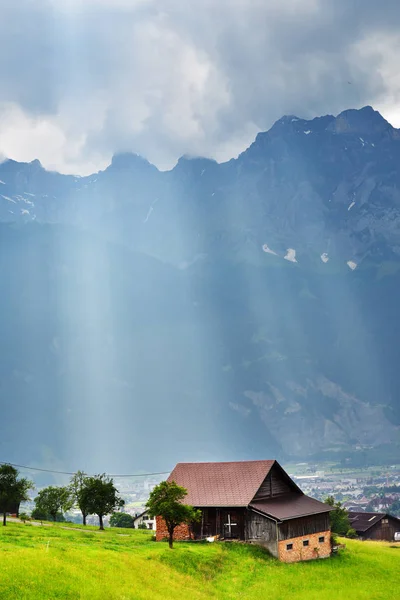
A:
[155,516,192,541]
[278,530,331,563]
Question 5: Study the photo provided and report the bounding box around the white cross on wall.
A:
[224,514,237,534]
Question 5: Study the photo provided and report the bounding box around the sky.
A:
[1,0,400,174]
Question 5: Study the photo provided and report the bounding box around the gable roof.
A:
[133,511,149,522]
[167,460,275,507]
[250,494,331,521]
[348,511,400,533]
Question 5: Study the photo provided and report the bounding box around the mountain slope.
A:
[0,106,399,470]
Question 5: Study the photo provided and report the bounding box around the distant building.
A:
[133,511,156,530]
[156,460,332,563]
[348,512,400,541]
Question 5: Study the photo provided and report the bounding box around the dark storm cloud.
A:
[0,0,399,173]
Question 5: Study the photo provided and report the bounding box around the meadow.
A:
[0,521,398,599]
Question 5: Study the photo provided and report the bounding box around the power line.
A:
[0,461,170,478]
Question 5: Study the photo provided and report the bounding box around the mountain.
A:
[0,105,399,473]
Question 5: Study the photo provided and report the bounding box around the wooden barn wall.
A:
[278,513,330,541]
[245,510,278,557]
[253,465,295,501]
[190,508,246,540]
[363,518,400,541]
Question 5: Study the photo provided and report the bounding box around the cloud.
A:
[1,0,400,174]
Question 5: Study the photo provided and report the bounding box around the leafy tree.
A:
[34,486,74,522]
[70,471,90,525]
[324,496,352,536]
[109,512,134,528]
[79,474,124,530]
[0,464,33,526]
[146,480,201,548]
[389,499,400,517]
[31,507,49,521]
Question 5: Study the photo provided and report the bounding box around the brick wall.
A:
[155,516,192,542]
[278,530,331,563]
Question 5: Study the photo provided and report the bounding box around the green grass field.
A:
[0,522,398,599]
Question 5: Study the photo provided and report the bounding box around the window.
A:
[382,519,388,524]
[286,543,293,551]
[303,540,309,547]
[318,536,325,543]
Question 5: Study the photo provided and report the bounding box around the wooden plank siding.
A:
[362,517,400,541]
[278,513,330,541]
[253,464,296,501]
[191,508,246,540]
[245,509,278,556]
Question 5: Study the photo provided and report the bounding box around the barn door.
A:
[223,511,239,539]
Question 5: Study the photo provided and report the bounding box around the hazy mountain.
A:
[1,106,399,473]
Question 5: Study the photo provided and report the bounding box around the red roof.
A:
[167,460,275,507]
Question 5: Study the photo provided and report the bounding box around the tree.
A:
[0,464,33,526]
[70,471,91,525]
[324,496,352,536]
[79,474,124,530]
[109,512,134,528]
[33,486,74,522]
[146,480,201,548]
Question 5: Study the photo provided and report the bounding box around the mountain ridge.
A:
[0,106,400,471]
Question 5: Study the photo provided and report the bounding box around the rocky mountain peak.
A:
[328,105,393,136]
[110,152,155,171]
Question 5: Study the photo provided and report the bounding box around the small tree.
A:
[70,471,91,525]
[109,512,134,528]
[324,496,352,536]
[34,486,74,522]
[0,464,33,526]
[146,480,201,549]
[79,474,124,530]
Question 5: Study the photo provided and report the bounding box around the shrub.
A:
[330,533,339,548]
[109,512,134,528]
[19,512,31,523]
[346,528,357,539]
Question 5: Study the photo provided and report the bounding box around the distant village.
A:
[290,463,400,517]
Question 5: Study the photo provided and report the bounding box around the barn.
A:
[156,460,332,562]
[348,511,400,541]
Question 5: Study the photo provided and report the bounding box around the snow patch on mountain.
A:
[284,248,297,263]
[1,195,16,203]
[347,260,357,270]
[262,244,277,256]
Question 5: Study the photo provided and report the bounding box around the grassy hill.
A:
[0,522,398,599]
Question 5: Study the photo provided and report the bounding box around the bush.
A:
[31,508,49,521]
[330,533,339,548]
[137,522,148,530]
[346,528,357,539]
[18,512,31,523]
[109,512,134,528]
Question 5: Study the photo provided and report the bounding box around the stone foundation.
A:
[155,516,192,542]
[278,530,331,563]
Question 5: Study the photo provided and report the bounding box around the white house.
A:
[133,511,156,530]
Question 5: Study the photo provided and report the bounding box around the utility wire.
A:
[0,461,170,478]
